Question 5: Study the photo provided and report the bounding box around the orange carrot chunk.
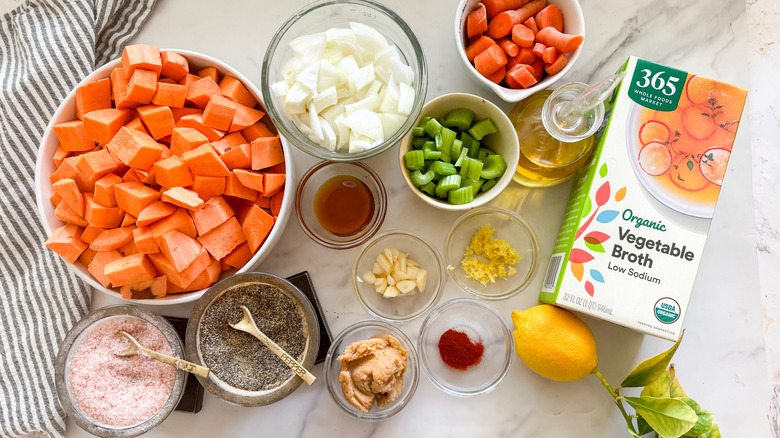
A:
[485,66,507,84]
[487,0,547,39]
[536,26,583,53]
[75,78,112,120]
[532,42,546,58]
[465,35,498,62]
[467,3,489,39]
[241,205,275,253]
[506,64,537,89]
[511,24,536,48]
[544,52,570,75]
[542,46,559,64]
[497,37,520,57]
[160,51,189,81]
[483,0,531,18]
[137,105,175,140]
[535,4,563,32]
[474,44,508,76]
[104,253,157,287]
[197,216,246,261]
[523,16,539,34]
[161,187,205,211]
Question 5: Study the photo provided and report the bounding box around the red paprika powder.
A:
[438,328,484,370]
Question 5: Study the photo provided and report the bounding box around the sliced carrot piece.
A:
[190,175,226,201]
[467,3,488,39]
[544,52,569,75]
[542,46,558,64]
[160,51,189,81]
[159,229,202,271]
[137,105,175,140]
[535,4,563,32]
[198,216,246,260]
[121,44,162,78]
[241,205,274,253]
[532,42,546,58]
[202,94,237,131]
[190,196,235,235]
[90,227,135,251]
[161,187,205,211]
[75,78,112,120]
[487,0,546,38]
[465,35,498,62]
[154,155,193,188]
[115,181,161,217]
[220,143,252,170]
[485,66,507,84]
[511,24,535,48]
[136,201,177,228]
[497,37,520,57]
[474,44,508,76]
[53,120,94,152]
[506,63,537,89]
[483,0,531,18]
[182,144,231,177]
[104,253,157,287]
[524,16,539,34]
[88,250,124,287]
[536,27,583,53]
[52,178,84,217]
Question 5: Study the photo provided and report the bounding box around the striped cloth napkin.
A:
[0,1,156,436]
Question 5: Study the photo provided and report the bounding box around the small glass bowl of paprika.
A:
[417,298,513,396]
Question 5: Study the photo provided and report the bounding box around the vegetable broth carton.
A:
[539,57,747,341]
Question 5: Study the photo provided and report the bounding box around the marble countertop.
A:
[56,0,775,436]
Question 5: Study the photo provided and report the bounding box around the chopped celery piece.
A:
[448,185,474,205]
[480,154,507,179]
[422,141,441,160]
[418,116,432,128]
[412,126,426,137]
[468,118,498,140]
[453,147,469,167]
[404,150,425,171]
[478,147,495,161]
[424,117,443,137]
[443,108,475,131]
[435,174,461,198]
[462,177,484,193]
[421,181,436,196]
[428,160,456,176]
[410,170,435,187]
[481,178,497,192]
[438,127,456,163]
[460,157,483,180]
[412,137,427,149]
[451,138,463,162]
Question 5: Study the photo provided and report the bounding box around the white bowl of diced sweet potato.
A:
[35,45,294,304]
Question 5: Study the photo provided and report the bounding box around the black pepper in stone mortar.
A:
[199,282,307,391]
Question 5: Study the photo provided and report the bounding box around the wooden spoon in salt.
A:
[115,331,210,378]
[229,305,316,385]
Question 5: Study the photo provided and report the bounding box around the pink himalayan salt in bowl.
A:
[55,305,186,437]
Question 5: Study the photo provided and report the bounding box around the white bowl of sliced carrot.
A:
[35,45,294,304]
[455,0,585,102]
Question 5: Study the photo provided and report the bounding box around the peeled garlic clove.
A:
[399,254,407,273]
[416,269,428,293]
[406,258,418,268]
[391,247,401,261]
[394,270,411,281]
[406,266,419,277]
[375,278,387,295]
[362,271,376,284]
[386,274,396,286]
[377,253,392,273]
[396,280,416,294]
[384,247,395,263]
[372,262,383,275]
[383,285,400,298]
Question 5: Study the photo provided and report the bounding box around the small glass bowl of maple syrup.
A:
[296,161,387,249]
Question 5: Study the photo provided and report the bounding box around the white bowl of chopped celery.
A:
[398,93,519,211]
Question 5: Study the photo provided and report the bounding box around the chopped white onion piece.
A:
[289,32,325,61]
[318,60,347,92]
[378,112,406,138]
[397,82,415,115]
[295,62,319,93]
[336,55,360,77]
[347,63,375,96]
[350,22,389,55]
[320,117,337,151]
[378,78,399,114]
[312,86,338,111]
[334,113,349,150]
[345,95,379,115]
[344,109,383,141]
[283,82,312,114]
[270,80,289,97]
[308,102,323,141]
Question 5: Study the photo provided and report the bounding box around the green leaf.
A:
[699,423,721,438]
[624,396,698,438]
[620,333,683,388]
[583,197,592,216]
[635,415,655,435]
[641,368,672,398]
[600,163,608,177]
[679,398,713,436]
[686,160,694,171]
[668,365,687,398]
[585,240,605,253]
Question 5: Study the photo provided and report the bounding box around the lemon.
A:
[511,304,598,382]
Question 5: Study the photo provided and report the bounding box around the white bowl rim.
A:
[398,92,520,211]
[35,48,295,305]
[453,0,586,103]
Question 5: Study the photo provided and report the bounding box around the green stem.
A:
[592,367,638,436]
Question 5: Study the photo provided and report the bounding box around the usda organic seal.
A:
[654,297,680,324]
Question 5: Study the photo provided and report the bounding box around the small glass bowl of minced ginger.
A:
[444,206,540,300]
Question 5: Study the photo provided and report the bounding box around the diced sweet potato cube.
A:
[197,216,246,260]
[152,82,187,108]
[182,144,230,177]
[223,241,253,269]
[84,193,124,228]
[154,155,192,188]
[75,78,112,120]
[88,250,124,287]
[52,178,84,217]
[190,175,226,201]
[160,50,188,80]
[104,253,157,287]
[115,181,161,217]
[250,136,284,170]
[224,172,257,201]
[83,108,133,144]
[219,76,257,108]
[122,44,162,78]
[219,143,252,170]
[111,67,140,110]
[176,113,225,141]
[93,173,123,207]
[106,127,165,170]
[89,227,135,251]
[186,76,221,108]
[53,120,94,152]
[76,149,120,182]
[209,132,246,155]
[127,69,158,104]
[170,127,209,156]
[190,196,235,235]
[133,226,160,254]
[228,103,264,133]
[241,205,275,253]
[161,186,204,211]
[45,223,88,264]
[202,94,236,132]
[137,105,175,140]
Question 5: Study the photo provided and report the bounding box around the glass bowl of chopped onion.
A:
[261,0,428,161]
[444,206,540,300]
[352,231,445,323]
